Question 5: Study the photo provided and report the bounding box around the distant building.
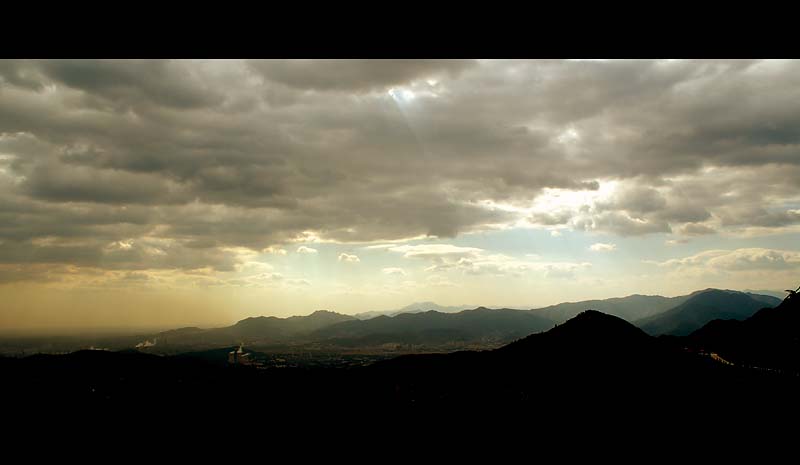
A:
[228,343,253,366]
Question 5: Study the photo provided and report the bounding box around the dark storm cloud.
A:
[23,160,182,204]
[247,59,476,92]
[605,186,667,214]
[0,239,241,274]
[1,59,800,274]
[717,206,800,228]
[0,60,46,90]
[37,60,225,110]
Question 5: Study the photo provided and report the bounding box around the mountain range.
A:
[353,301,475,320]
[3,284,798,428]
[69,288,786,354]
[361,295,800,415]
[637,289,782,336]
[312,307,553,347]
[689,290,800,372]
[144,310,357,351]
[530,293,689,323]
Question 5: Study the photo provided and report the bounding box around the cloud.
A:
[37,59,224,110]
[23,160,184,204]
[338,253,360,263]
[543,262,593,279]
[530,210,573,226]
[387,244,484,260]
[589,242,617,252]
[385,243,591,278]
[220,271,312,289]
[665,238,690,246]
[263,246,287,255]
[3,59,800,277]
[657,248,800,272]
[680,223,716,236]
[296,246,318,254]
[381,267,406,276]
[577,211,671,236]
[426,274,458,287]
[247,59,476,93]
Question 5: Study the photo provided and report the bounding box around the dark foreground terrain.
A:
[3,291,799,438]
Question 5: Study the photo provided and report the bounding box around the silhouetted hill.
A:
[689,292,800,372]
[501,310,651,355]
[531,294,689,323]
[363,308,797,417]
[159,326,204,336]
[480,310,664,374]
[638,289,781,336]
[313,307,554,346]
[146,310,356,350]
[231,310,355,336]
[4,306,800,431]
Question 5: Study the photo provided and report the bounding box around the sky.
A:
[1,59,799,331]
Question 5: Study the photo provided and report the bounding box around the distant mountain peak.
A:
[396,302,474,312]
[309,310,339,316]
[235,315,276,324]
[354,301,474,320]
[690,288,729,296]
[638,289,782,336]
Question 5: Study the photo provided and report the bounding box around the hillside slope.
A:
[531,294,689,323]
[313,307,554,346]
[638,289,780,336]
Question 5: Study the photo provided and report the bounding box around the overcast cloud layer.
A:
[1,59,800,326]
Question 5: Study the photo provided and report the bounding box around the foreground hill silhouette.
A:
[358,308,800,424]
[638,289,781,336]
[364,311,703,406]
[4,294,799,427]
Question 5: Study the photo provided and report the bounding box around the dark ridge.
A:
[312,307,553,346]
[497,309,654,361]
[531,293,689,324]
[4,302,800,429]
[638,288,781,336]
[688,290,800,372]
